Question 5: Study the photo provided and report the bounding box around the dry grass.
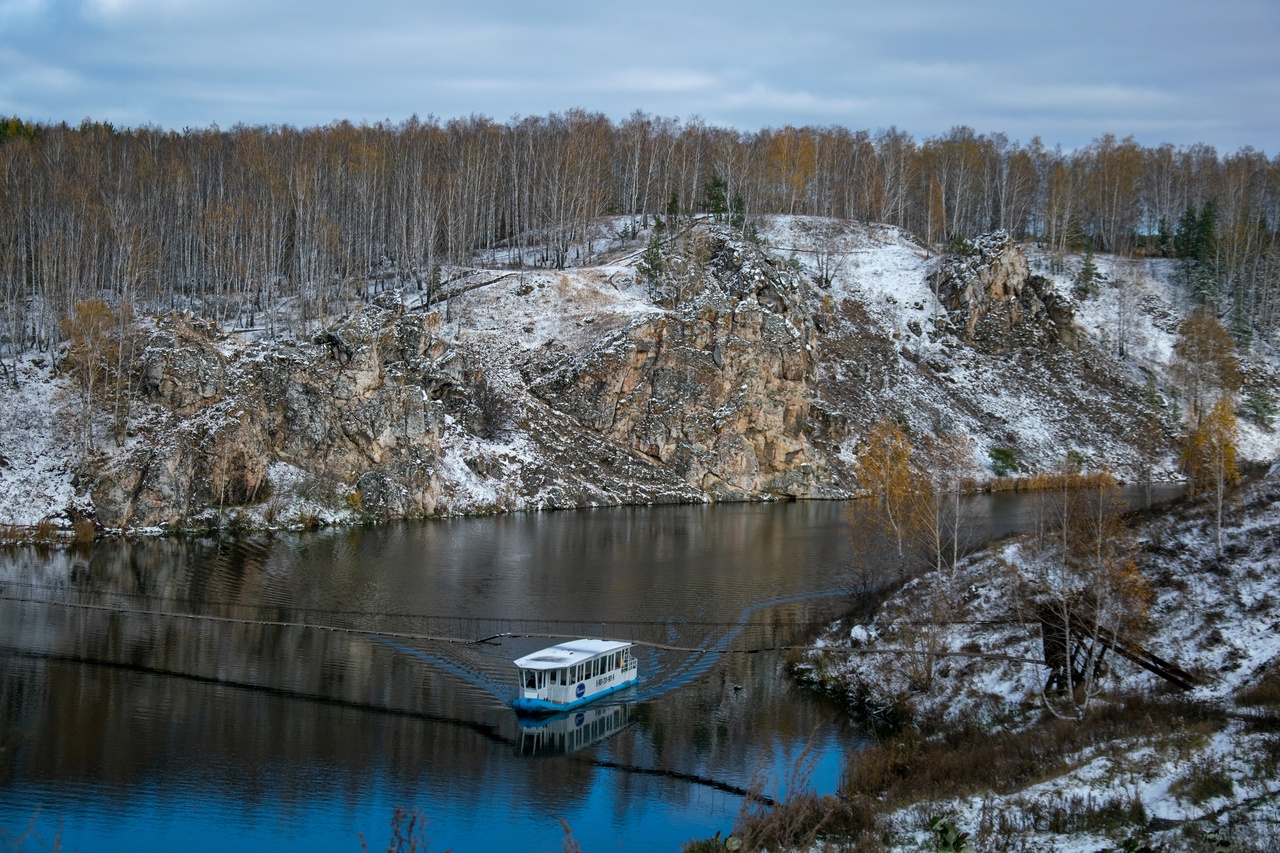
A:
[847,696,1223,806]
[1169,757,1235,805]
[1237,664,1280,708]
[706,695,1228,852]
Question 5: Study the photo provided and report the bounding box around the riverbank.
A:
[8,220,1277,541]
[712,473,1280,851]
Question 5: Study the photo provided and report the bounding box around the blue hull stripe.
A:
[512,678,637,715]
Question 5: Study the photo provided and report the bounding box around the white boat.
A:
[511,638,638,715]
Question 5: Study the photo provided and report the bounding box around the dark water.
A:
[0,489,1181,852]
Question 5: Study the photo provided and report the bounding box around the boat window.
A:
[524,670,535,689]
[537,671,545,689]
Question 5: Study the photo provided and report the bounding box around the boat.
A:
[511,638,638,715]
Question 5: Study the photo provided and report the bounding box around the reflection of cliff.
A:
[0,651,508,799]
[0,501,889,825]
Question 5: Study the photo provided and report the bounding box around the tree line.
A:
[2,112,1278,362]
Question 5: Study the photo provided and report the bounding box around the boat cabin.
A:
[512,639,638,715]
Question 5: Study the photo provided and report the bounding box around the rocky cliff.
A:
[3,218,1275,533]
[930,231,1078,351]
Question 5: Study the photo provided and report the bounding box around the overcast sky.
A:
[2,0,1276,151]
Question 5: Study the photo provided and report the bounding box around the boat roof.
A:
[513,639,631,670]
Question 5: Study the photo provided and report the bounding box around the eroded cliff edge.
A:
[3,219,1275,533]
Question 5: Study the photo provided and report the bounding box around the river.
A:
[0,489,1180,852]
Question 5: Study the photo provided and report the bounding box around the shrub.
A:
[1241,387,1276,428]
[988,447,1018,477]
[471,372,513,440]
[1237,665,1280,707]
[72,519,96,542]
[1169,758,1234,805]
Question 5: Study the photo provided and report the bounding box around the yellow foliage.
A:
[1180,395,1239,496]
[849,415,921,566]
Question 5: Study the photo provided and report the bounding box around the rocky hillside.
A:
[1,217,1277,533]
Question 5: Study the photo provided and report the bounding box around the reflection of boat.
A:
[512,639,638,715]
[517,704,631,756]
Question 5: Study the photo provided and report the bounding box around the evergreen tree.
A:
[1175,201,1220,306]
[700,176,728,220]
[1156,216,1172,257]
[664,191,681,230]
[638,234,664,301]
[1073,244,1099,300]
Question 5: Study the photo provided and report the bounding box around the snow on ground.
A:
[1028,246,1280,468]
[3,216,1279,534]
[759,216,938,337]
[806,471,1280,850]
[0,355,80,529]
[885,715,1279,851]
[441,263,657,355]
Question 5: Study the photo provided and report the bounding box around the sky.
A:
[1,0,1277,152]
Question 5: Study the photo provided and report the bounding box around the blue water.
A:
[0,492,1179,851]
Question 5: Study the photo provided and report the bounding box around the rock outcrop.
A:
[13,219,1230,534]
[931,231,1078,352]
[88,309,452,527]
[526,233,837,499]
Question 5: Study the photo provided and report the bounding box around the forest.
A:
[1,111,1278,369]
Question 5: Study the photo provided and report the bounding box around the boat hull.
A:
[512,675,637,716]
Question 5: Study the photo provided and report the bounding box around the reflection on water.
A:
[517,704,633,758]
[0,489,1182,852]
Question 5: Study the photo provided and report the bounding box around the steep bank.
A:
[789,470,1280,851]
[1,218,1276,534]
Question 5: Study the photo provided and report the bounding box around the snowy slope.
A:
[2,215,1279,535]
[805,471,1280,850]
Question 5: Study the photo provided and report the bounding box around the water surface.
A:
[0,490,1179,851]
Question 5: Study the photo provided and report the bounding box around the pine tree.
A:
[1174,201,1220,306]
[638,234,664,302]
[1073,244,1099,300]
[700,176,728,220]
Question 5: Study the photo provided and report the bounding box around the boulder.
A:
[931,232,1078,352]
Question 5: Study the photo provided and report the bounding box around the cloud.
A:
[1,0,1276,150]
[0,0,48,22]
[594,70,720,95]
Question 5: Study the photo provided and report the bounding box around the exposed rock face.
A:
[138,319,228,414]
[525,234,837,499]
[931,232,1078,352]
[90,310,451,527]
[78,230,846,528]
[44,221,1201,534]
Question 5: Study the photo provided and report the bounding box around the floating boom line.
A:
[0,593,1048,665]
